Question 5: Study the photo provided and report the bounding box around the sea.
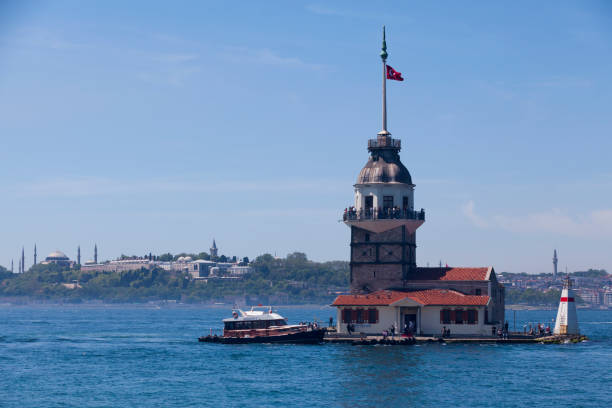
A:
[0,305,610,408]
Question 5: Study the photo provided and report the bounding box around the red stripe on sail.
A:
[560,297,574,302]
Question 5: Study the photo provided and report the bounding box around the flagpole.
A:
[379,26,389,136]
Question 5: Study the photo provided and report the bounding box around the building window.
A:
[455,309,463,324]
[441,309,451,324]
[475,288,481,295]
[368,308,378,324]
[365,233,370,242]
[342,309,351,324]
[403,196,409,211]
[383,196,394,210]
[467,309,477,324]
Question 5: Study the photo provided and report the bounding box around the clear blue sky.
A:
[1,1,611,273]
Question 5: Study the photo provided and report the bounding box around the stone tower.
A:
[94,244,98,264]
[343,28,425,294]
[77,245,81,265]
[34,244,37,265]
[210,239,218,259]
[553,249,558,280]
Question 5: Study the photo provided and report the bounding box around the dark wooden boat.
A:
[198,306,325,344]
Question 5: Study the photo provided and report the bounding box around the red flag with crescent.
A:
[386,65,404,81]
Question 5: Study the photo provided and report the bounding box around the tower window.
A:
[365,196,374,212]
[403,196,409,211]
[475,289,481,295]
[365,233,370,242]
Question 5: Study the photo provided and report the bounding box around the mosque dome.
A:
[357,150,412,185]
[46,250,69,260]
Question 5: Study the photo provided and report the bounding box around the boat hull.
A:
[199,329,325,344]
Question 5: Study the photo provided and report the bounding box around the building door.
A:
[404,313,417,334]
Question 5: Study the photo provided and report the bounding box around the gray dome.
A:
[46,250,69,260]
[357,150,413,184]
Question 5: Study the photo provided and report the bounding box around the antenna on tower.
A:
[379,26,390,137]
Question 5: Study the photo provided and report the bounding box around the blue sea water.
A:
[0,305,610,408]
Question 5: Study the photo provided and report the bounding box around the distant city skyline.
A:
[1,1,611,273]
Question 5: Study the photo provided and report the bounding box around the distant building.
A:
[80,255,251,280]
[210,239,218,259]
[42,250,75,268]
[81,259,153,273]
[553,249,558,280]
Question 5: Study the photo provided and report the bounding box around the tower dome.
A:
[357,144,412,185]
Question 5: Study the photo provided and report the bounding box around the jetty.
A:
[323,332,587,345]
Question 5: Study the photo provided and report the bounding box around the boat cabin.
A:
[223,307,288,332]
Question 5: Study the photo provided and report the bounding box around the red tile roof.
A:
[331,290,408,306]
[332,289,489,307]
[413,267,490,281]
[405,289,490,306]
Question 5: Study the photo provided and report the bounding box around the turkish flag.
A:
[386,65,404,81]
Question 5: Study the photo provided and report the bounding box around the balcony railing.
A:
[343,207,425,222]
[368,138,401,149]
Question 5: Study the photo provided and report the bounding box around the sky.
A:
[1,1,611,273]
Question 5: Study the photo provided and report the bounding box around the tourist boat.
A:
[198,306,325,344]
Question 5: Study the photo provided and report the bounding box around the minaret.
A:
[77,246,81,265]
[11,259,14,273]
[552,249,558,280]
[210,239,218,259]
[343,27,425,293]
[34,244,37,265]
[94,244,98,264]
[21,247,25,273]
[554,276,579,335]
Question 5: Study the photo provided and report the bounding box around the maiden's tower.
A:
[334,29,505,337]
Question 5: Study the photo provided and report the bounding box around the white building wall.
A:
[420,306,490,336]
[336,305,494,336]
[336,306,399,335]
[354,183,415,212]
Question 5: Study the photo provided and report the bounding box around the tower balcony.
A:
[342,207,425,234]
[368,137,401,151]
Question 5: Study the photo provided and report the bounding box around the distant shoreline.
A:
[0,299,335,309]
